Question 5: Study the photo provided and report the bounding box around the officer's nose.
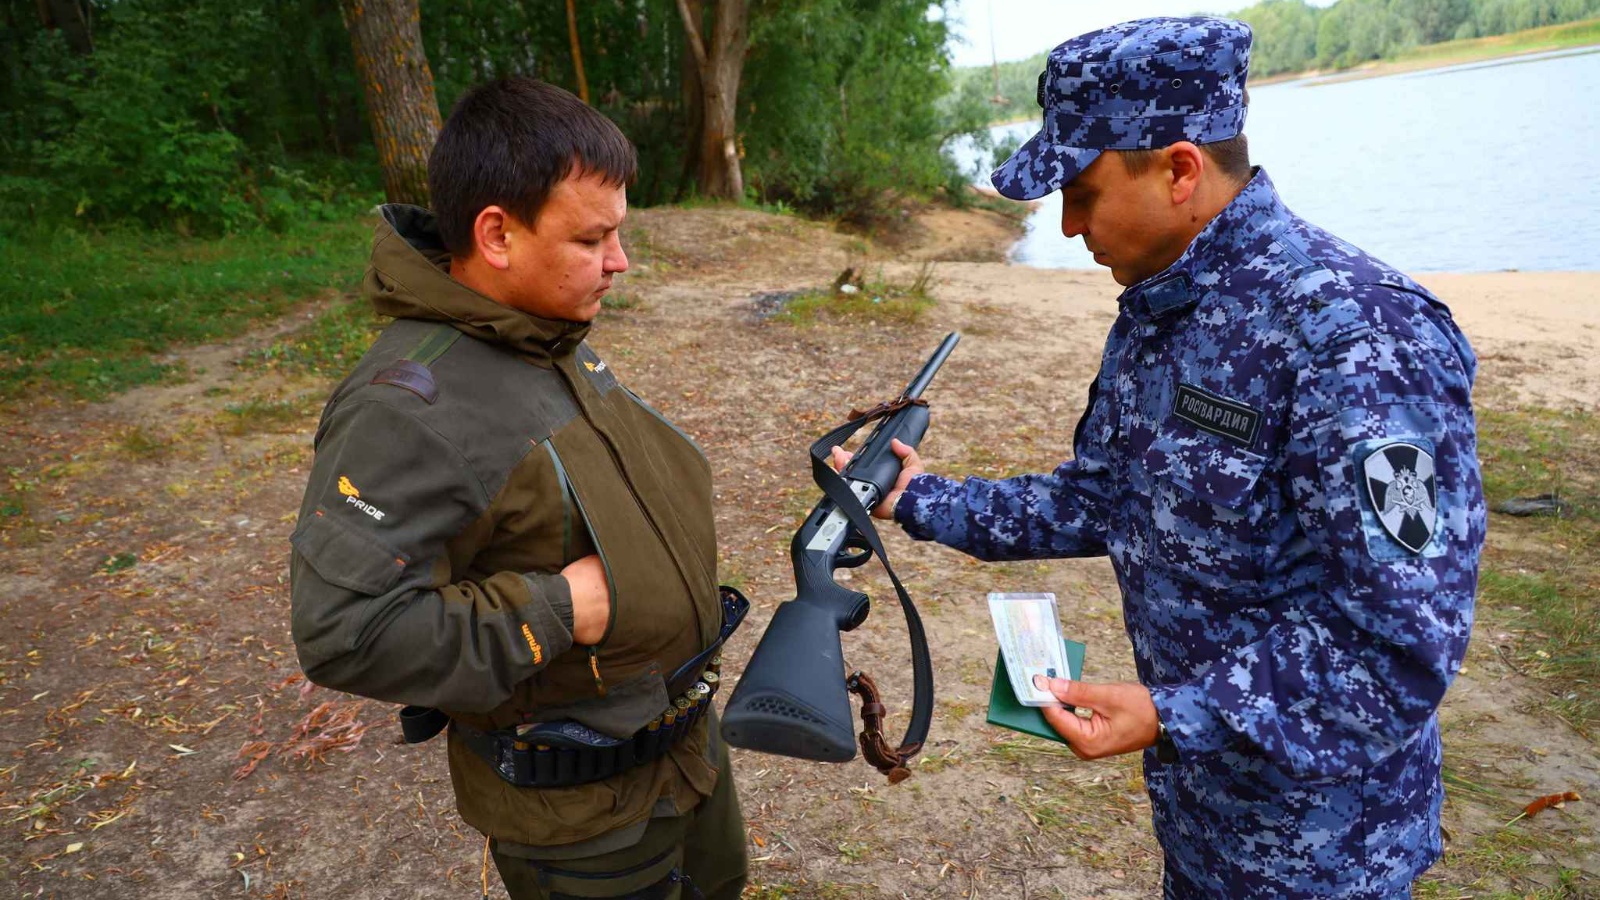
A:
[1060,202,1086,239]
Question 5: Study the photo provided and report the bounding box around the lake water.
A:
[950,46,1600,272]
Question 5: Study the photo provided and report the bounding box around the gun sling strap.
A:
[398,586,749,789]
[808,398,934,784]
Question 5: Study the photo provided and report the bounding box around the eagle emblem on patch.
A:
[1363,441,1438,554]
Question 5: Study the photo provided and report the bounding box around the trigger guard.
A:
[836,541,872,569]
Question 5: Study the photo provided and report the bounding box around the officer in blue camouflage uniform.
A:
[857,17,1485,899]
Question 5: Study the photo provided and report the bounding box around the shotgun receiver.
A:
[721,332,959,781]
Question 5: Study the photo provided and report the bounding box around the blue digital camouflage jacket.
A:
[896,169,1485,899]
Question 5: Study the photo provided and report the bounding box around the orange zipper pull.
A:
[588,646,607,696]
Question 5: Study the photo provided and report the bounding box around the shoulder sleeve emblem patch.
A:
[1362,440,1438,554]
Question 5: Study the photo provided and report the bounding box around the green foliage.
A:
[421,1,692,206]
[5,0,977,228]
[1231,0,1600,75]
[1,0,376,232]
[742,0,989,225]
[948,50,1048,124]
[0,218,369,400]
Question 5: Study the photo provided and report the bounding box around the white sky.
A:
[942,0,1336,68]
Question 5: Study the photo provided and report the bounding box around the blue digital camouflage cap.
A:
[992,16,1252,200]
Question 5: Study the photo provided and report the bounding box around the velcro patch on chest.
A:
[1171,384,1261,447]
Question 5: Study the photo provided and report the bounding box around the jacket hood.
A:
[364,204,590,363]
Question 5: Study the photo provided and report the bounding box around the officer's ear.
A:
[1165,142,1205,207]
[471,206,514,272]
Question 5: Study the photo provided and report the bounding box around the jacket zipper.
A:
[540,439,613,695]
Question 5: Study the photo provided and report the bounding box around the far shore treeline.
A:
[954,0,1600,120]
[0,0,1001,237]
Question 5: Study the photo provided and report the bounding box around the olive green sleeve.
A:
[289,399,574,711]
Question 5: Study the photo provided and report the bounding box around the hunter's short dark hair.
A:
[428,77,637,256]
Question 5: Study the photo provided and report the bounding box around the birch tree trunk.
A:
[674,0,748,200]
[339,0,442,206]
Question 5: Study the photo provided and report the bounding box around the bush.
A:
[2,0,377,235]
[741,0,988,225]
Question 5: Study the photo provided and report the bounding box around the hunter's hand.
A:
[561,554,611,645]
[1033,676,1161,760]
[828,438,924,520]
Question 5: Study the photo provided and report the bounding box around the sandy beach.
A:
[919,262,1600,411]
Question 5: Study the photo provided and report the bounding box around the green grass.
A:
[1474,407,1599,736]
[246,294,385,378]
[220,396,316,435]
[1417,828,1590,898]
[774,263,938,326]
[0,218,370,400]
[115,425,174,460]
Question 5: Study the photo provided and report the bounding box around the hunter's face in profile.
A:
[499,169,630,323]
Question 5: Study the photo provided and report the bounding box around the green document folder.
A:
[985,638,1087,744]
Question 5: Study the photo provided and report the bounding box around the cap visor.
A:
[990,129,1100,201]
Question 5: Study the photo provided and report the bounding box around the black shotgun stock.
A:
[722,333,959,775]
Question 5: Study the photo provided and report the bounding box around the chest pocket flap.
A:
[1143,434,1271,589]
[1143,434,1269,509]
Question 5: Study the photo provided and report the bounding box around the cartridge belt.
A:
[456,671,721,788]
[399,586,749,789]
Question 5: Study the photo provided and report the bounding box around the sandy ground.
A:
[1,205,1595,899]
[917,264,1600,411]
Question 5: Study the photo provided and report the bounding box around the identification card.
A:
[987,592,1072,707]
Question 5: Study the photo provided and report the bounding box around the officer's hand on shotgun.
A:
[561,554,611,645]
[828,438,925,520]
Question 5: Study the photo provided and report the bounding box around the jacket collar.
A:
[365,204,590,365]
[1117,167,1289,323]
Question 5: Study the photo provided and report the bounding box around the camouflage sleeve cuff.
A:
[1148,680,1230,759]
[517,572,575,664]
[894,472,963,542]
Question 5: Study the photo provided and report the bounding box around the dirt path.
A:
[2,207,1595,899]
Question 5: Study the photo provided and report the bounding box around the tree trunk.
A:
[41,0,93,54]
[565,0,589,104]
[339,0,442,206]
[674,0,748,201]
[673,24,704,203]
